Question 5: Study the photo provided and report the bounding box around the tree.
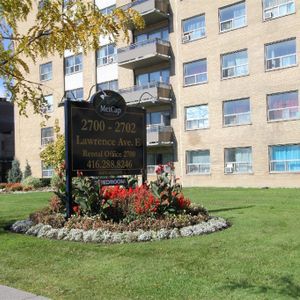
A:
[0,0,144,116]
[23,159,32,179]
[7,159,23,183]
[40,119,65,171]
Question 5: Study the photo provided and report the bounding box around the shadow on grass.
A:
[0,219,18,234]
[209,205,254,213]
[223,275,300,299]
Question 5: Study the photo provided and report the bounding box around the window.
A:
[186,150,210,174]
[223,98,251,126]
[265,39,297,70]
[97,44,117,66]
[136,69,170,86]
[182,15,206,43]
[186,105,209,130]
[184,59,207,86]
[263,0,295,20]
[41,127,54,146]
[267,91,299,121]
[65,54,82,75]
[43,95,54,113]
[219,1,246,32]
[269,144,300,172]
[222,50,248,79]
[42,162,54,178]
[225,147,252,173]
[147,111,170,126]
[65,88,83,101]
[97,80,118,92]
[135,27,169,43]
[40,62,52,81]
[100,5,115,15]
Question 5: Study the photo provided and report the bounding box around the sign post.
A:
[63,90,146,218]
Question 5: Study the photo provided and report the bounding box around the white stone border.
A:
[10,217,230,244]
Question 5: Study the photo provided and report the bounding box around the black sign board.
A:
[63,90,146,217]
[70,90,146,176]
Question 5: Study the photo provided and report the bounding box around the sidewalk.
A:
[0,285,49,300]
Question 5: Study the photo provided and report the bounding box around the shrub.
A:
[7,159,23,183]
[40,178,51,187]
[23,160,32,179]
[0,183,7,190]
[30,208,65,228]
[6,183,23,192]
[50,173,60,189]
[22,176,42,189]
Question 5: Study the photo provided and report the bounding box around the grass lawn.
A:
[0,188,300,300]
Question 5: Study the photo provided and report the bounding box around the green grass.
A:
[0,188,300,300]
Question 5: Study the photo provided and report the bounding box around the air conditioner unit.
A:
[225,167,233,173]
[264,11,273,20]
[108,56,115,63]
[182,34,191,43]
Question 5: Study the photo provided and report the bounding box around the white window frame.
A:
[267,91,300,121]
[219,1,247,33]
[42,94,54,113]
[265,39,297,71]
[223,98,251,126]
[65,54,82,75]
[224,147,253,174]
[269,144,300,173]
[182,14,206,43]
[100,5,115,15]
[65,88,84,101]
[221,50,249,79]
[40,62,52,81]
[263,0,295,20]
[97,44,117,66]
[186,150,211,175]
[185,104,209,130]
[41,127,54,146]
[183,59,207,86]
[42,162,54,178]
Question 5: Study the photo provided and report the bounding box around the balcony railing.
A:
[118,38,170,69]
[224,162,252,174]
[120,0,169,25]
[187,163,210,174]
[268,106,300,121]
[147,164,171,175]
[119,81,172,106]
[270,159,300,172]
[224,112,251,126]
[266,53,296,70]
[147,124,173,146]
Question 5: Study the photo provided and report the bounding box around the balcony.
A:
[118,38,171,69]
[147,124,173,146]
[122,0,169,25]
[147,164,171,175]
[119,82,172,106]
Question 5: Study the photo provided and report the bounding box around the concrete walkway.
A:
[0,285,49,300]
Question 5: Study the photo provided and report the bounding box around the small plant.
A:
[7,159,23,183]
[22,176,42,189]
[0,183,7,190]
[150,162,191,215]
[23,160,32,179]
[6,183,23,192]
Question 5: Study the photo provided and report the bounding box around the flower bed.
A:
[10,164,230,243]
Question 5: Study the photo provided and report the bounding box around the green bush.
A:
[23,160,32,179]
[40,178,51,187]
[50,173,60,189]
[22,176,42,189]
[7,159,23,183]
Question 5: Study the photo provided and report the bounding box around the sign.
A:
[99,177,128,186]
[70,90,146,176]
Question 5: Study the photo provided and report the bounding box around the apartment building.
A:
[0,98,14,182]
[14,0,300,187]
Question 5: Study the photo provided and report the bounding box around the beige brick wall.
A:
[15,0,300,187]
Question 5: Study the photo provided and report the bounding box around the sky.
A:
[0,78,6,98]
